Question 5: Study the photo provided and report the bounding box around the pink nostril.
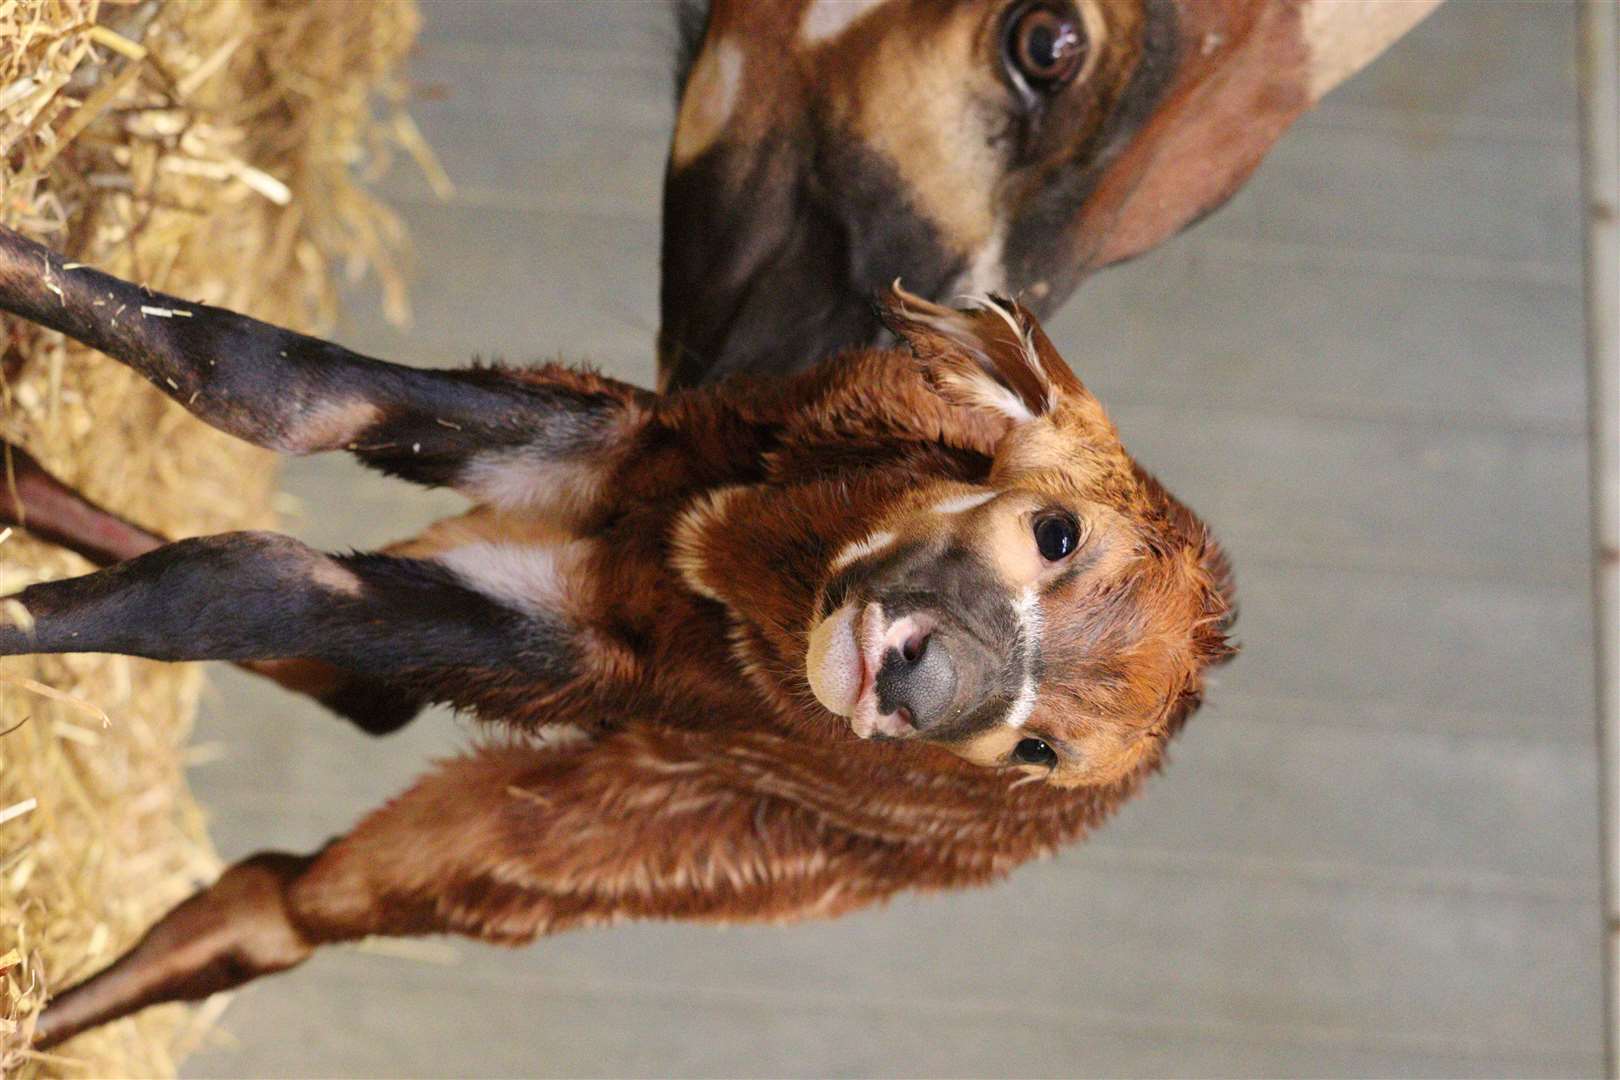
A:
[900,630,928,664]
[880,613,935,669]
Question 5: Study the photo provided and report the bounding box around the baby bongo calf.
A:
[0,224,1232,1048]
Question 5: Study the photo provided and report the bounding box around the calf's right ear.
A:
[879,283,1059,425]
[878,283,1127,482]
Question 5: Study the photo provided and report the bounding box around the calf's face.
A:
[806,291,1233,788]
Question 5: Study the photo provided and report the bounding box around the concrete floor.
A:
[184,1,1598,1076]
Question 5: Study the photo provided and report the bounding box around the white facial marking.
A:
[830,530,896,572]
[1300,0,1443,101]
[436,540,587,617]
[1004,680,1039,730]
[953,223,1007,297]
[800,0,891,44]
[1004,587,1042,729]
[930,490,997,516]
[671,37,744,168]
[711,39,742,116]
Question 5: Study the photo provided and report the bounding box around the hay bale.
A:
[0,2,424,1074]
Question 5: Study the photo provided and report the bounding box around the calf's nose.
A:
[874,628,957,731]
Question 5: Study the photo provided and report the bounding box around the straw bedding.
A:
[0,1,422,1073]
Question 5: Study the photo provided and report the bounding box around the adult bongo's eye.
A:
[1012,737,1057,767]
[1033,513,1080,562]
[1003,2,1089,96]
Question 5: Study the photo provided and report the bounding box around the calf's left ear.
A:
[879,284,1085,424]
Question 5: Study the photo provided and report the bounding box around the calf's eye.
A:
[1033,513,1080,561]
[1012,737,1057,767]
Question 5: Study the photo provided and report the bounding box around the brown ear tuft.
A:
[879,282,1056,422]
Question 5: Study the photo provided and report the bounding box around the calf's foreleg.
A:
[0,225,648,509]
[0,531,575,696]
[1,442,424,733]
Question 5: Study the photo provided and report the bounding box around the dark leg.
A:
[0,531,575,692]
[1,441,424,734]
[0,224,648,497]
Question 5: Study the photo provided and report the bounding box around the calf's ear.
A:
[879,283,1060,423]
[879,283,1103,423]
